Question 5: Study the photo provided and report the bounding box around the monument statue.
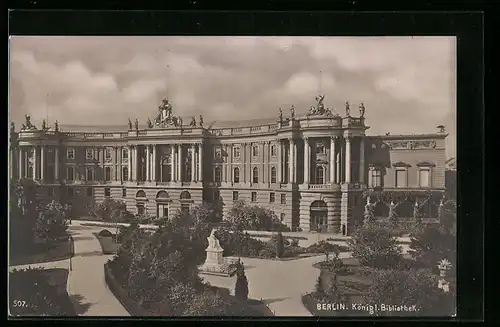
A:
[207,229,222,249]
[159,98,173,120]
[54,120,59,132]
[345,101,351,116]
[199,114,204,127]
[290,105,295,119]
[10,122,15,133]
[42,119,47,130]
[189,116,196,127]
[147,118,153,129]
[359,102,366,118]
[128,118,133,131]
[178,117,183,127]
[315,95,325,112]
[413,200,420,220]
[134,118,139,131]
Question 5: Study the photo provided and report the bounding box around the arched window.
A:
[105,167,112,181]
[161,157,172,182]
[156,190,169,199]
[315,166,325,184]
[252,167,259,183]
[136,190,146,198]
[180,191,191,200]
[214,167,221,182]
[233,167,240,183]
[271,167,277,183]
[122,167,128,181]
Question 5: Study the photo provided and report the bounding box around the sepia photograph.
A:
[8,35,457,317]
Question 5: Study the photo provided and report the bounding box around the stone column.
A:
[135,146,140,181]
[345,136,352,183]
[289,139,294,184]
[178,144,183,182]
[32,146,37,180]
[127,146,132,181]
[242,143,247,183]
[40,146,45,181]
[191,144,196,182]
[146,145,150,181]
[152,145,156,182]
[303,137,310,184]
[198,143,203,182]
[54,147,59,180]
[18,147,24,179]
[277,140,282,183]
[359,137,365,183]
[330,136,336,184]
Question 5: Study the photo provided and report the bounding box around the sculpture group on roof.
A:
[307,95,334,117]
[21,114,37,131]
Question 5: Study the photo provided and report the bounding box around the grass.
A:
[93,232,119,254]
[9,238,73,266]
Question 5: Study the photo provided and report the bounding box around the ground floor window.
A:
[137,204,145,216]
[181,203,190,213]
[157,203,169,219]
[104,188,111,197]
[47,187,54,197]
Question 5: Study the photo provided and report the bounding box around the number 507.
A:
[12,300,27,307]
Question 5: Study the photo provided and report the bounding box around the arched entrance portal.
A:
[310,200,328,232]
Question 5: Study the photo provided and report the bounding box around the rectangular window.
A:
[280,213,285,222]
[419,169,430,187]
[105,167,112,181]
[86,187,93,197]
[104,188,111,197]
[67,148,75,160]
[281,193,286,205]
[271,145,277,157]
[395,170,407,188]
[67,188,74,197]
[251,192,257,202]
[232,191,239,201]
[47,187,54,197]
[122,188,127,197]
[269,192,275,203]
[86,148,94,160]
[66,167,74,181]
[252,145,259,157]
[122,167,129,181]
[181,203,190,213]
[105,148,112,160]
[122,148,128,159]
[233,146,240,159]
[137,204,145,216]
[86,168,94,181]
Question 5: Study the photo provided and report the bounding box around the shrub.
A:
[98,229,113,237]
[34,201,69,242]
[306,241,345,259]
[9,267,74,316]
[290,239,300,247]
[408,226,456,269]
[363,269,455,316]
[87,199,134,223]
[347,225,403,269]
[225,200,290,232]
[275,232,284,258]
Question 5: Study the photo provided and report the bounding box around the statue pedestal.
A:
[201,247,224,272]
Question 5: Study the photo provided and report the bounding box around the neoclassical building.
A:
[9,96,448,234]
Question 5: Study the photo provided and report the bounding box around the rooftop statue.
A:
[134,118,139,131]
[278,108,283,122]
[21,114,37,131]
[189,116,197,127]
[345,101,351,117]
[10,122,15,133]
[290,105,295,119]
[42,119,47,130]
[359,102,366,118]
[147,118,153,129]
[54,120,59,132]
[307,95,332,116]
[154,97,182,128]
[199,114,204,127]
[128,118,133,131]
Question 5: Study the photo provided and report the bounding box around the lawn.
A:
[9,238,74,266]
[9,268,76,316]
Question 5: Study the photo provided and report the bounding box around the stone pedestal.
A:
[200,229,226,274]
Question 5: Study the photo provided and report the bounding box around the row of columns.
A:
[17,146,61,181]
[277,136,365,185]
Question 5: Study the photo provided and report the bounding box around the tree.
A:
[275,231,284,258]
[34,201,70,243]
[363,269,455,316]
[87,199,134,223]
[234,264,249,301]
[9,178,38,253]
[347,225,403,269]
[226,200,290,232]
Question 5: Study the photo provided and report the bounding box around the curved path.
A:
[9,224,129,316]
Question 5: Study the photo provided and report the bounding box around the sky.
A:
[9,36,456,157]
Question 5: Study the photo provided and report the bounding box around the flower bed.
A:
[9,236,74,266]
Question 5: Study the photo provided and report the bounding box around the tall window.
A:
[105,167,112,181]
[161,157,171,182]
[66,167,74,180]
[122,148,128,159]
[105,148,112,160]
[122,188,127,197]
[233,146,240,159]
[67,148,75,160]
[86,168,94,181]
[104,188,111,197]
[214,167,222,182]
[252,145,259,157]
[233,167,240,183]
[315,166,325,184]
[419,169,430,187]
[269,192,275,203]
[371,168,382,187]
[281,193,286,204]
[137,204,145,215]
[86,148,94,160]
[271,167,277,183]
[252,167,259,183]
[86,188,93,196]
[271,145,277,157]
[122,167,129,181]
[232,191,239,201]
[251,192,257,202]
[395,169,407,188]
[67,188,74,197]
[280,213,285,222]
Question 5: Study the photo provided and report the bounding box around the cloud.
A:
[9,36,456,157]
